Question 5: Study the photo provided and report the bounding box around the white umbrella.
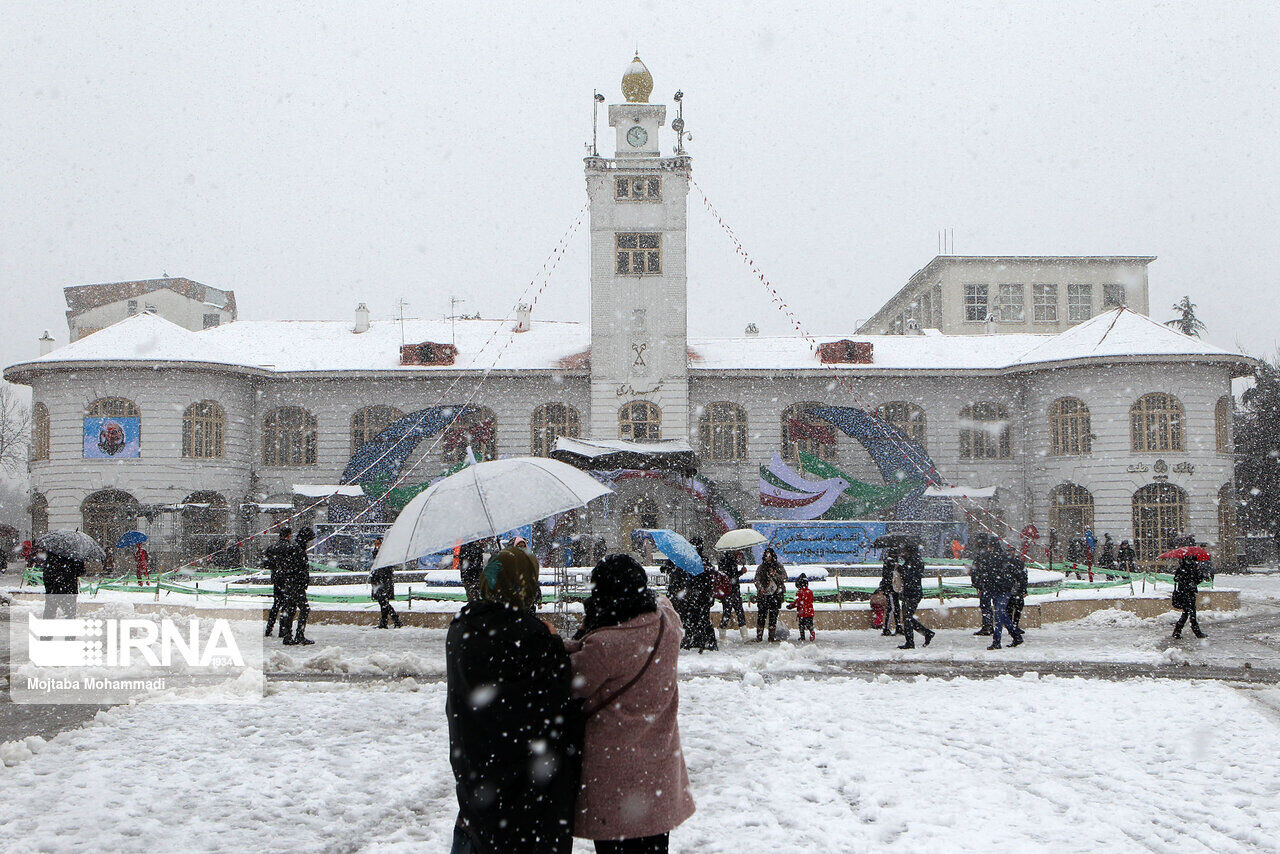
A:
[36,529,107,562]
[373,457,612,569]
[715,528,768,551]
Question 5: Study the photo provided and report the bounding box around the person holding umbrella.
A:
[716,549,748,640]
[1164,541,1211,639]
[34,530,101,619]
[754,547,787,642]
[133,542,150,586]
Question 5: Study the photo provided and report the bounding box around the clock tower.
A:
[585,55,691,443]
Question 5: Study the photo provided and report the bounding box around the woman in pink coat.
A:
[564,554,695,853]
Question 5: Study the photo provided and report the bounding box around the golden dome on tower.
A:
[621,54,654,103]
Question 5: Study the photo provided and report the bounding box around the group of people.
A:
[446,547,694,854]
[1053,529,1138,579]
[262,525,314,645]
[664,541,812,648]
[872,538,937,649]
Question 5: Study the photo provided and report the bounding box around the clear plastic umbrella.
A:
[373,457,612,569]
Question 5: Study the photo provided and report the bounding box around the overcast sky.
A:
[3,1,1279,378]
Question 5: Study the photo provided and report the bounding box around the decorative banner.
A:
[83,417,140,459]
[750,520,888,564]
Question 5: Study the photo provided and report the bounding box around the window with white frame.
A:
[964,284,989,322]
[996,284,1024,322]
[1033,284,1058,322]
[1103,284,1126,308]
[1067,283,1093,323]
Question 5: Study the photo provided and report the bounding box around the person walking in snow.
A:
[679,537,717,652]
[754,548,787,642]
[565,554,695,852]
[1007,548,1029,630]
[133,543,150,586]
[896,540,935,650]
[369,540,401,629]
[969,534,996,637]
[262,526,293,639]
[1100,533,1116,572]
[458,539,485,602]
[1171,554,1207,639]
[41,551,83,619]
[717,549,748,638]
[877,549,902,635]
[984,544,1026,650]
[786,572,816,642]
[280,526,315,645]
[1117,540,1137,573]
[446,546,582,854]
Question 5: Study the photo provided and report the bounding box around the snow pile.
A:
[1073,608,1152,629]
[0,736,46,768]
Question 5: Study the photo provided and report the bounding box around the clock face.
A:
[627,125,649,147]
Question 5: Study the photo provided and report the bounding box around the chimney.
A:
[38,331,55,356]
[354,303,370,334]
[514,302,532,333]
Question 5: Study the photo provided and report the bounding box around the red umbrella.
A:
[1157,546,1212,561]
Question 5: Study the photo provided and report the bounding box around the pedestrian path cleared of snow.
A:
[1,676,1278,853]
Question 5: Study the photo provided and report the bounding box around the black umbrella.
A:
[35,529,106,562]
[871,533,920,549]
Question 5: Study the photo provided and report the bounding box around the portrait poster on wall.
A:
[83,416,141,459]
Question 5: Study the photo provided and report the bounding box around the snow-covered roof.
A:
[5,307,1250,380]
[291,484,365,498]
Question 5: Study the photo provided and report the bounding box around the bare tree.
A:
[0,384,31,476]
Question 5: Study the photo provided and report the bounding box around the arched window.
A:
[31,403,50,461]
[351,405,404,453]
[874,402,927,451]
[1049,397,1091,456]
[1132,483,1188,566]
[531,403,581,456]
[443,406,497,465]
[81,489,141,556]
[1130,393,1184,453]
[182,400,226,459]
[1217,483,1238,568]
[699,402,748,461]
[619,401,661,442]
[263,407,317,466]
[782,402,836,462]
[181,491,229,560]
[1215,396,1233,454]
[29,492,48,537]
[87,397,139,418]
[959,402,1011,459]
[1048,483,1094,538]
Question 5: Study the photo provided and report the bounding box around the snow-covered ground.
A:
[2,676,1278,853]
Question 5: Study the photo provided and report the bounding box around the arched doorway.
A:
[81,489,141,559]
[181,491,229,561]
[1131,483,1188,567]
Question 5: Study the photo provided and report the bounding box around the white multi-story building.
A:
[4,56,1253,569]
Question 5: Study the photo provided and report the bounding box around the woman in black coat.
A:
[876,551,902,636]
[679,537,717,652]
[896,541,935,650]
[1171,556,1207,639]
[445,547,582,854]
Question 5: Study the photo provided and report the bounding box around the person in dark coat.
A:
[1099,533,1116,572]
[876,549,902,636]
[369,538,401,629]
[1171,555,1207,639]
[665,559,691,627]
[41,551,84,618]
[717,550,747,637]
[896,540,935,649]
[679,538,717,652]
[754,548,787,642]
[984,546,1025,650]
[1007,550,1029,630]
[1117,540,1137,573]
[280,526,315,646]
[262,526,293,638]
[969,534,996,636]
[446,546,581,854]
[458,539,486,602]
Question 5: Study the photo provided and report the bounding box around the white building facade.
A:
[5,58,1252,569]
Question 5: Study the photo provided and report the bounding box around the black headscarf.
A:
[574,553,657,639]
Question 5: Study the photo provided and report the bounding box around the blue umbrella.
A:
[116,530,148,548]
[636,529,705,575]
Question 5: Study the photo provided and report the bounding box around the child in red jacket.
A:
[786,573,816,642]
